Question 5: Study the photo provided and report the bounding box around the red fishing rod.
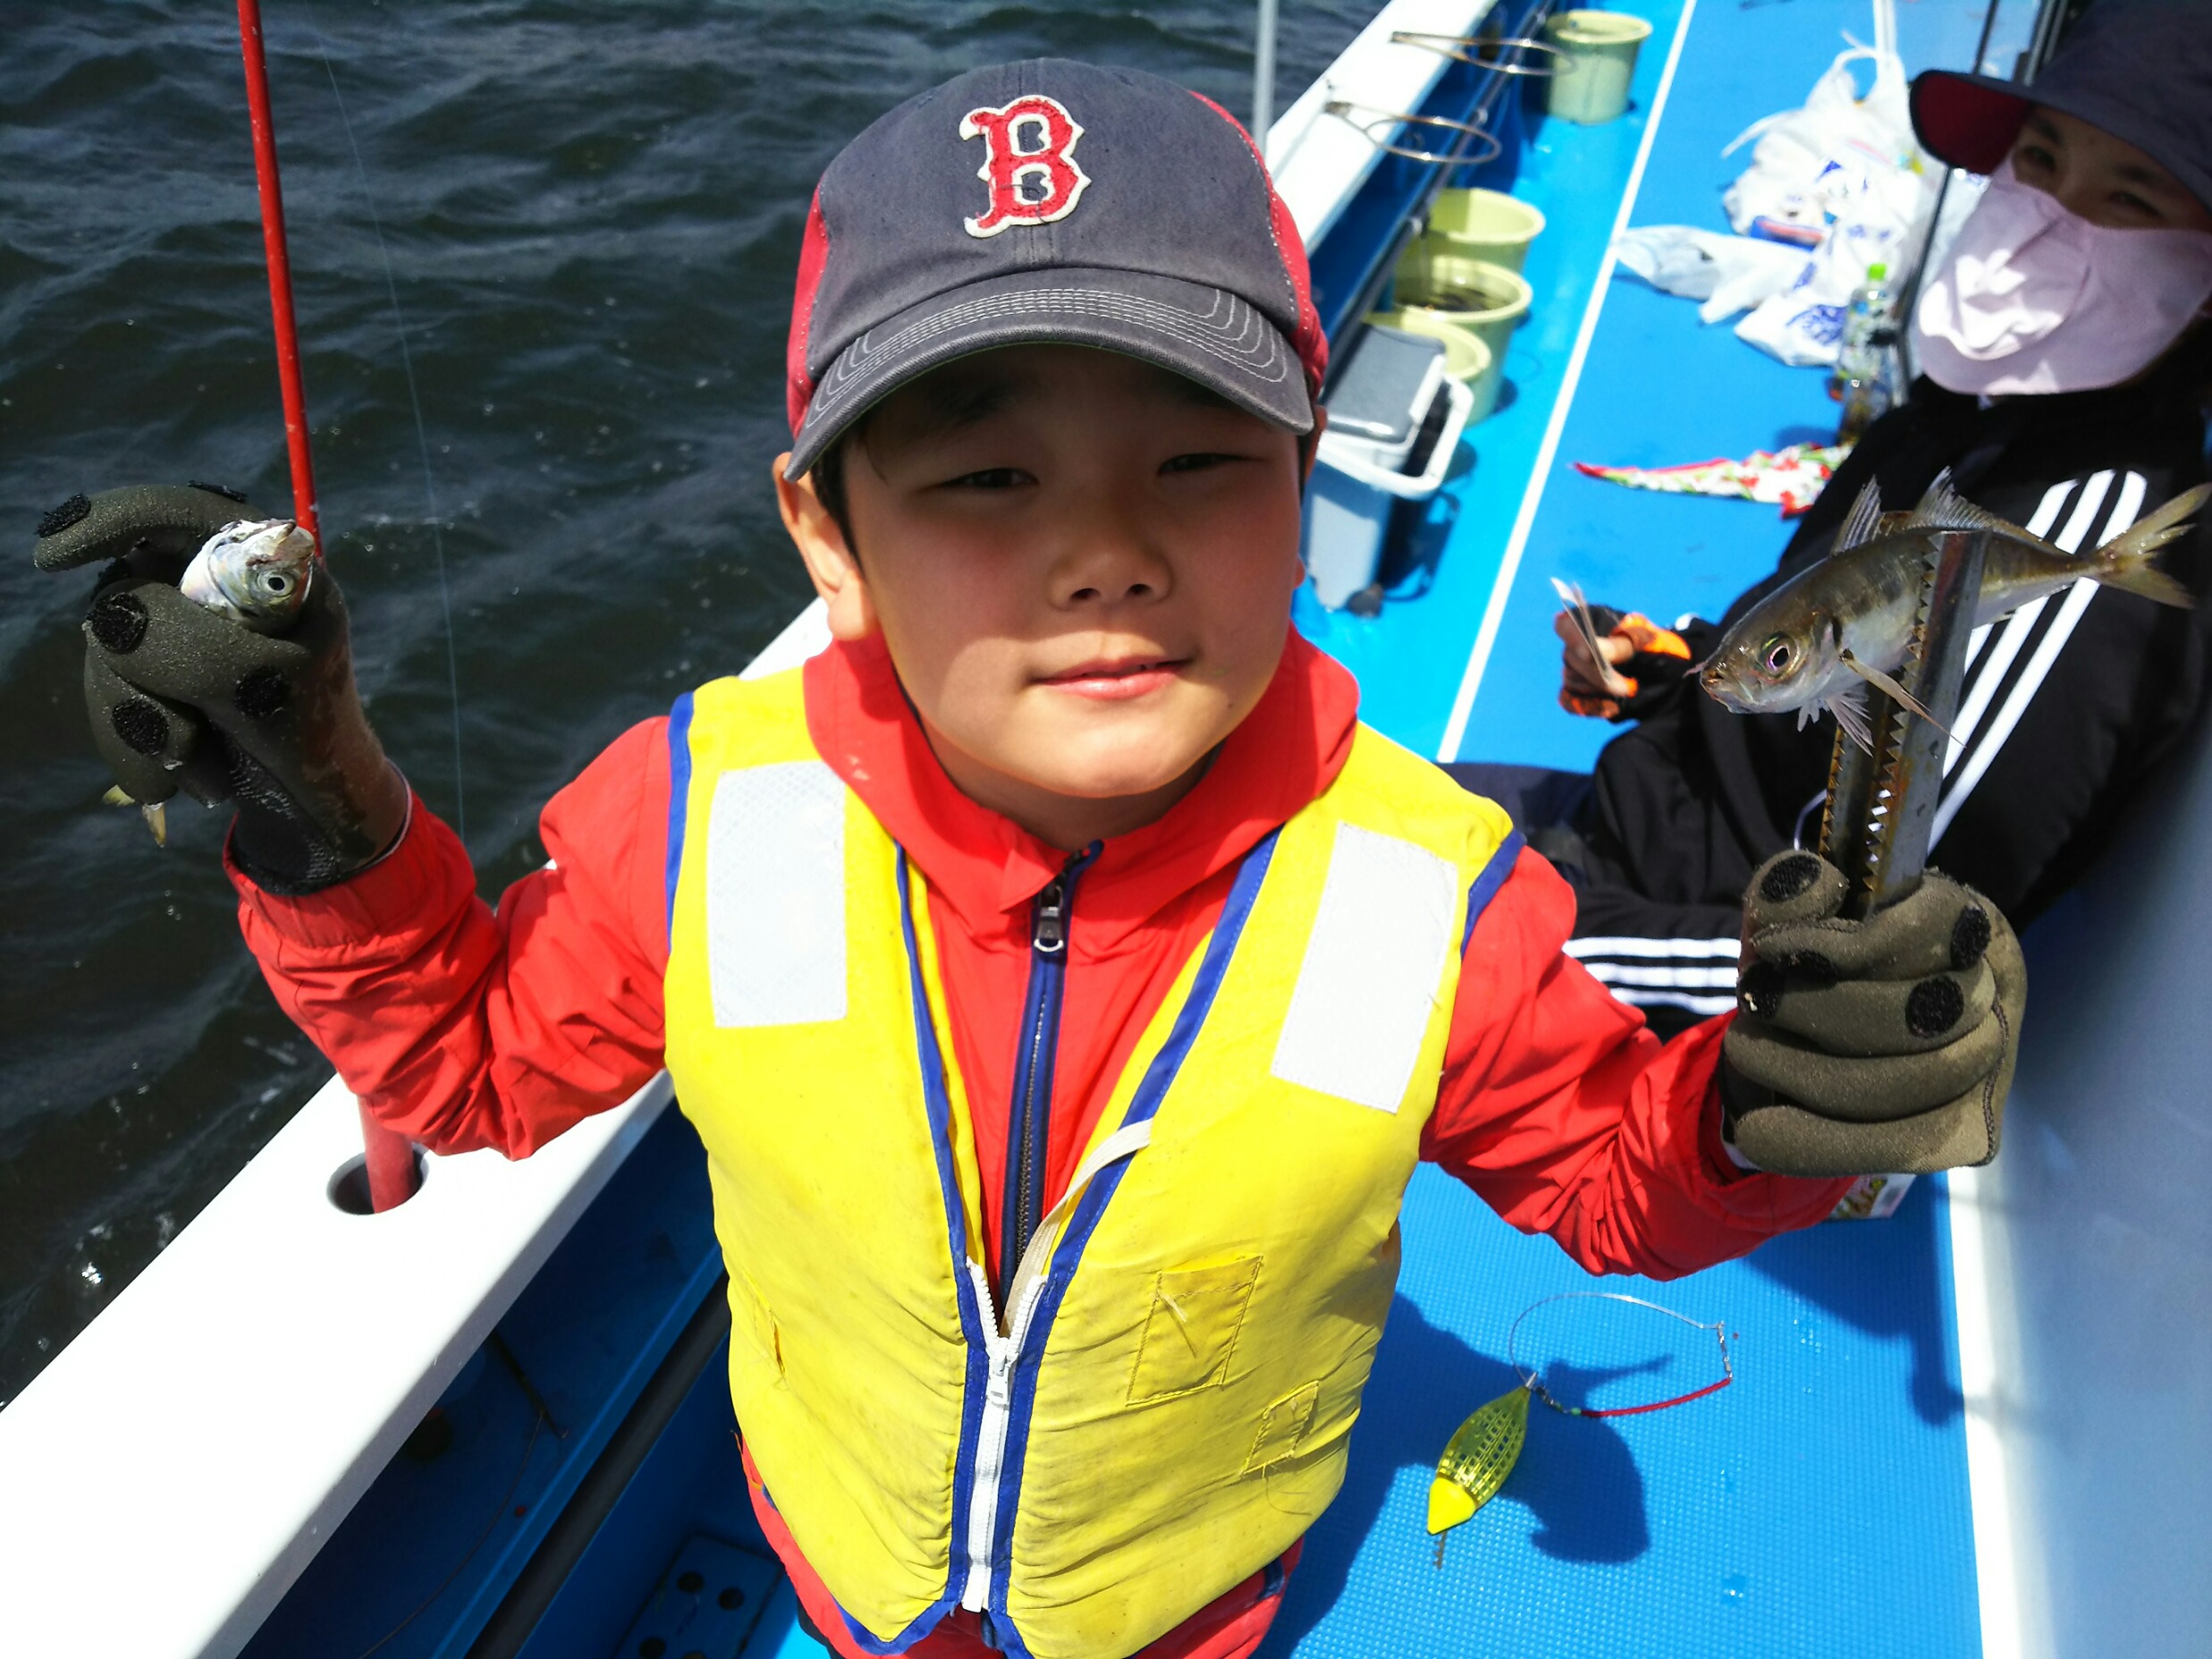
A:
[236,0,418,1212]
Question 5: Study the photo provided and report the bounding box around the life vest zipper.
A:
[960,1257,1043,1616]
[964,846,1095,1624]
[956,1121,1157,1620]
[999,850,1093,1309]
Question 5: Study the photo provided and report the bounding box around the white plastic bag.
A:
[1613,226,1812,323]
[1721,0,1938,366]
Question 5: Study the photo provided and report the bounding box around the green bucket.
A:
[1543,9,1653,125]
[1389,250,1532,376]
[1423,188,1546,274]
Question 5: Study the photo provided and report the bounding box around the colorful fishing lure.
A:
[1427,1293,1734,1564]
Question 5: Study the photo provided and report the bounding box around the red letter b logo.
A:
[958,96,1091,239]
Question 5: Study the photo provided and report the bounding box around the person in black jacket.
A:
[1463,2,2212,1034]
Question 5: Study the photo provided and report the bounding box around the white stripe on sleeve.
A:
[1566,935,1741,961]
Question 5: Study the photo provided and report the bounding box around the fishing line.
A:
[1507,1291,1734,1418]
[306,21,469,842]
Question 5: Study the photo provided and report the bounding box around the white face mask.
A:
[1911,159,2212,396]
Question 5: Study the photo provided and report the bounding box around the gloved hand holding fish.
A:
[32,483,408,893]
[1719,849,2024,1177]
[1700,470,2206,750]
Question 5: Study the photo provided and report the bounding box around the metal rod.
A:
[466,1285,733,1659]
[1895,0,2007,383]
[1819,530,1989,918]
[236,0,419,1211]
[1252,0,1279,160]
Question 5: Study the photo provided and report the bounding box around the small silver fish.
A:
[1701,472,2203,751]
[179,518,316,632]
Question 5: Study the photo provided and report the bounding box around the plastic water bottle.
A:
[1832,262,1898,443]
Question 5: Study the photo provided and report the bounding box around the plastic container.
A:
[1423,188,1546,273]
[1388,252,1531,421]
[1317,323,1448,473]
[1368,307,1502,424]
[1543,9,1652,125]
[1304,325,1474,610]
[1364,309,1491,389]
[1831,261,1900,443]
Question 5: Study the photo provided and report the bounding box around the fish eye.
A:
[261,572,292,594]
[1759,635,1795,677]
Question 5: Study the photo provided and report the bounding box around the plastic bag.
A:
[1613,226,1812,323]
[1721,0,1938,366]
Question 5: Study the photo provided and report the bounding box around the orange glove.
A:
[1557,608,1700,720]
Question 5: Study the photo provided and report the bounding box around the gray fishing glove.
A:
[35,484,409,894]
[1719,850,2025,1177]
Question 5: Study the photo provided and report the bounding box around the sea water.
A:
[0,0,1369,1404]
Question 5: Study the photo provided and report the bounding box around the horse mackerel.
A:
[1700,474,2204,750]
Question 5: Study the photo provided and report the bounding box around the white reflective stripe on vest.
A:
[706,760,848,1027]
[1271,822,1459,1113]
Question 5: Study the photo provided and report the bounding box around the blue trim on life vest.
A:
[819,852,988,1656]
[663,690,696,951]
[980,828,1282,1653]
[1461,827,1525,951]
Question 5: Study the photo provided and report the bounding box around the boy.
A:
[38,61,2022,1659]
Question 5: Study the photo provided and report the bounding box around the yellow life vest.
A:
[663,667,1518,1659]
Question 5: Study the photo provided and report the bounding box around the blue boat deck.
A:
[1280,4,2019,1655]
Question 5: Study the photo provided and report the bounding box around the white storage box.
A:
[1304,324,1473,609]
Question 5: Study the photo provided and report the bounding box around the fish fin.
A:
[2088,483,2208,610]
[1796,703,1817,732]
[1829,478,1885,555]
[2096,562,2196,609]
[1550,577,1634,696]
[143,801,168,848]
[1905,469,2058,551]
[103,784,135,808]
[1839,648,1950,735]
[1827,683,1875,754]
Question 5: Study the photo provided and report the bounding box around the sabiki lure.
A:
[1427,1292,1735,1566]
[1427,1383,1530,1561]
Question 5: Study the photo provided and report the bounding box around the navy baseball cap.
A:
[1911,0,2212,212]
[782,59,1328,479]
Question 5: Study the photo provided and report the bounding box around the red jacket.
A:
[232,630,1846,1659]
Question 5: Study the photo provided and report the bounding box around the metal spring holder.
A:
[1819,529,1990,918]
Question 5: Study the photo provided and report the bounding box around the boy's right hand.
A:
[1720,851,2024,1177]
[35,484,409,893]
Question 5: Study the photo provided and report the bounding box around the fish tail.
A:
[2090,483,2208,609]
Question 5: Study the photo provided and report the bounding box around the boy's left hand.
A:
[1719,851,2025,1178]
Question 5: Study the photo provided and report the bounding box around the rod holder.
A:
[1390,30,1569,76]
[1323,99,1505,166]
